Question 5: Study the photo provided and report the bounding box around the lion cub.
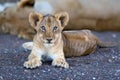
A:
[23,12,70,68]
[23,12,116,69]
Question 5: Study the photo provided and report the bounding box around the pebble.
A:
[108,59,112,63]
[115,70,120,76]
[37,73,40,75]
[116,70,120,73]
[43,70,46,73]
[93,77,96,80]
[4,49,9,53]
[48,69,50,71]
[112,34,117,38]
[0,76,3,80]
[81,73,85,76]
[33,75,36,78]
[73,74,76,77]
[13,49,17,53]
[24,69,29,73]
[112,56,116,59]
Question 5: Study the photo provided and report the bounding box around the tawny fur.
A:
[46,0,120,31]
[0,0,120,39]
[24,12,70,68]
[23,12,115,69]
[0,0,36,39]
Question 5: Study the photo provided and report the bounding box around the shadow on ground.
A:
[0,31,120,80]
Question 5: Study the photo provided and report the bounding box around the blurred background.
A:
[0,0,120,32]
[0,0,19,3]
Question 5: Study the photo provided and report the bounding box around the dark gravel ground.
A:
[0,31,120,80]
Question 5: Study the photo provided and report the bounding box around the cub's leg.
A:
[51,52,69,68]
[23,47,43,69]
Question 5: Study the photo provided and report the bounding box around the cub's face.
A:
[29,12,69,45]
[36,15,62,45]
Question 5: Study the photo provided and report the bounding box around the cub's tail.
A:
[97,40,120,48]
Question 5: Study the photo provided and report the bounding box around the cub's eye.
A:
[53,26,58,32]
[40,26,46,32]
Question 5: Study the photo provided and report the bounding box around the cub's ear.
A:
[19,0,35,8]
[55,12,69,28]
[29,12,43,28]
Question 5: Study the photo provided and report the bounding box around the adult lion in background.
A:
[0,0,35,39]
[0,0,120,39]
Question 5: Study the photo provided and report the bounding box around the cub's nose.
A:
[46,39,52,43]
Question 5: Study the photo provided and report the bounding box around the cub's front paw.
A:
[52,58,69,68]
[22,42,33,50]
[23,59,42,69]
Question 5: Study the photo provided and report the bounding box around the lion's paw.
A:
[22,42,33,50]
[23,59,42,69]
[52,58,69,68]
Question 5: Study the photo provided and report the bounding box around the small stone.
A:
[0,76,3,80]
[48,69,50,71]
[4,49,9,53]
[93,77,96,80]
[112,56,115,59]
[37,73,40,75]
[116,70,120,73]
[43,70,46,72]
[112,34,117,38]
[108,59,112,63]
[33,75,36,78]
[81,73,85,76]
[24,70,29,73]
[73,74,76,77]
